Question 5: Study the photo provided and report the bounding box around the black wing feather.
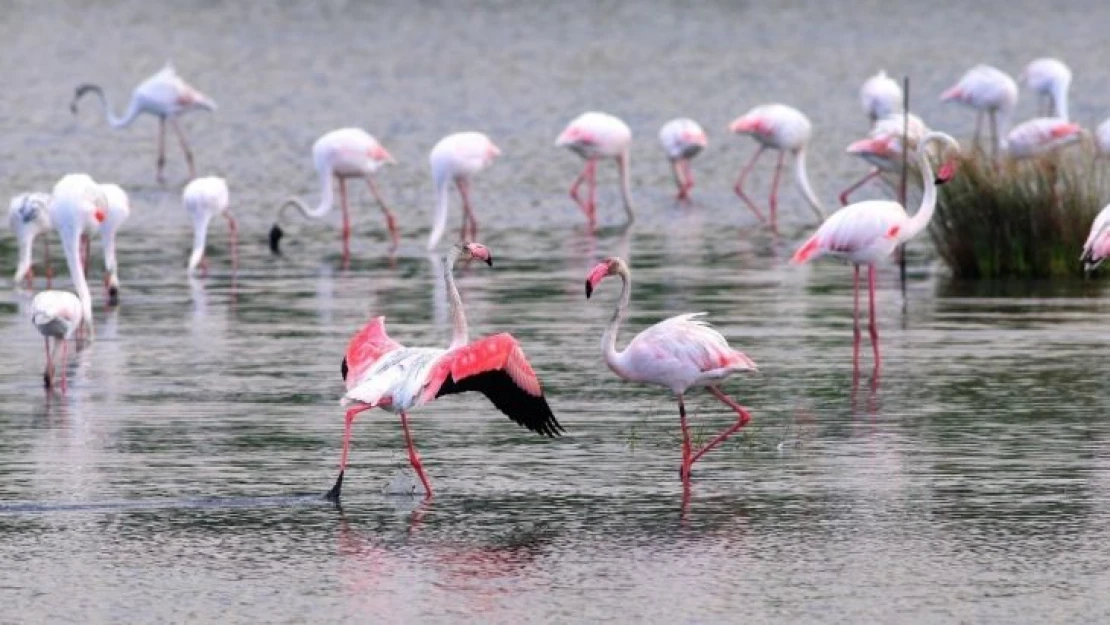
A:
[436,370,564,437]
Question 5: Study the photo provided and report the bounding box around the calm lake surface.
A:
[1,1,1110,623]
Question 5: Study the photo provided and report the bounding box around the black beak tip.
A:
[935,177,946,186]
[268,224,283,255]
[325,471,344,503]
[108,286,120,307]
[585,281,593,299]
[485,256,493,267]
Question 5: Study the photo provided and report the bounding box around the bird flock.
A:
[10,56,1110,500]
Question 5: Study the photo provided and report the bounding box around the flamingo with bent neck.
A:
[427,131,501,250]
[269,128,398,263]
[9,192,52,288]
[328,242,563,501]
[585,257,758,484]
[791,131,961,371]
[556,111,635,230]
[728,104,826,233]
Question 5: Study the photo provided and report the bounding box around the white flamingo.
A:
[860,70,903,124]
[1081,204,1110,272]
[328,242,563,500]
[9,192,52,287]
[556,112,635,229]
[839,112,929,206]
[1019,58,1071,120]
[269,128,398,261]
[940,64,1018,159]
[658,118,708,200]
[70,62,216,183]
[427,132,502,250]
[30,290,84,391]
[98,184,131,305]
[184,177,236,276]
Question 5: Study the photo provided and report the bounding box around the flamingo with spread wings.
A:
[327,242,563,500]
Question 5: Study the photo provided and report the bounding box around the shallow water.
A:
[2,1,1110,623]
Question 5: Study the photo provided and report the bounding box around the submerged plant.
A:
[928,146,1107,278]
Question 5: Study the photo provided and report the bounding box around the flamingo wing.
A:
[342,316,404,388]
[792,200,906,263]
[423,334,564,437]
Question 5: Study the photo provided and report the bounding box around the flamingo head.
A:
[728,114,767,136]
[936,160,958,185]
[369,144,396,166]
[457,241,493,266]
[939,84,964,103]
[585,257,624,299]
[486,140,503,161]
[556,125,592,147]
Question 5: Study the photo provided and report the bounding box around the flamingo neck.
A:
[427,172,452,251]
[444,246,468,349]
[92,87,141,129]
[1051,81,1070,121]
[59,224,94,339]
[793,144,826,219]
[187,213,212,274]
[278,167,334,222]
[14,231,35,283]
[617,151,635,221]
[602,261,632,376]
[899,131,956,242]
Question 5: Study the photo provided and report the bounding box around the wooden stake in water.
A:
[899,76,910,301]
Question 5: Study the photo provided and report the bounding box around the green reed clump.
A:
[928,147,1106,279]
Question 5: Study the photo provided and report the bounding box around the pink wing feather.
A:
[342,316,403,389]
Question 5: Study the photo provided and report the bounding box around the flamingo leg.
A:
[989,110,999,162]
[43,235,52,285]
[42,337,53,389]
[169,118,197,180]
[678,394,692,484]
[868,264,881,370]
[338,177,351,265]
[326,403,375,502]
[365,176,399,251]
[733,146,768,224]
[853,264,862,373]
[156,116,167,184]
[58,338,69,394]
[839,169,883,206]
[587,159,598,227]
[688,386,753,467]
[225,213,239,274]
[80,235,89,275]
[399,410,433,498]
[767,149,786,234]
[456,176,479,242]
[682,159,695,197]
[972,111,983,153]
[671,160,687,201]
[568,159,596,229]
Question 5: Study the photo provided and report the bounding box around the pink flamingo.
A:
[1019,58,1071,120]
[792,132,960,370]
[556,111,635,229]
[185,177,236,276]
[1081,204,1110,272]
[9,193,52,288]
[839,113,929,206]
[328,242,562,500]
[940,64,1018,159]
[728,104,826,233]
[860,70,903,124]
[1002,118,1083,159]
[30,291,84,391]
[658,118,708,200]
[427,132,502,250]
[97,183,131,306]
[584,257,757,483]
[70,62,216,183]
[269,128,398,261]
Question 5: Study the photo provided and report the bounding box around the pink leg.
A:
[43,236,52,285]
[170,118,196,180]
[682,159,695,197]
[678,394,692,484]
[568,160,596,229]
[733,146,768,224]
[839,169,883,207]
[225,213,239,274]
[767,150,786,234]
[456,176,478,241]
[338,177,351,267]
[672,160,688,200]
[366,176,399,250]
[586,160,598,227]
[80,235,89,274]
[325,403,375,501]
[972,111,983,153]
[852,265,862,373]
[400,410,433,498]
[688,386,753,467]
[59,338,69,394]
[868,264,881,370]
[156,117,167,184]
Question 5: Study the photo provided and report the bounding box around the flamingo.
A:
[1019,58,1071,120]
[184,177,236,276]
[427,132,502,250]
[1002,118,1084,160]
[728,104,826,233]
[840,113,929,206]
[940,64,1018,159]
[97,184,130,306]
[584,257,757,483]
[1097,119,1110,157]
[658,118,708,200]
[327,242,563,500]
[70,62,216,183]
[9,192,52,287]
[269,128,398,261]
[30,291,84,391]
[791,132,960,370]
[860,70,903,124]
[1081,204,1110,273]
[556,112,635,229]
